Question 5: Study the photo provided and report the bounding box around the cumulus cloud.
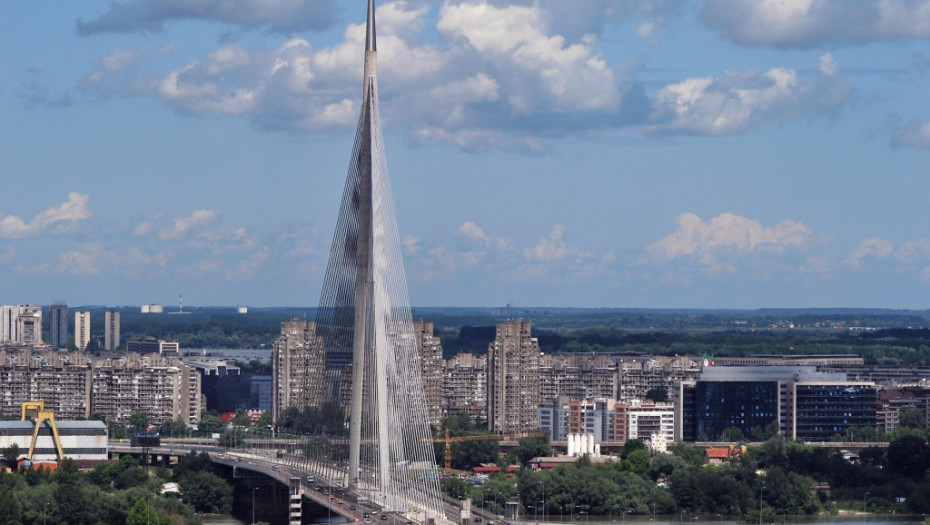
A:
[845,236,930,282]
[0,193,92,239]
[84,1,648,148]
[647,56,850,135]
[158,209,217,240]
[846,237,895,268]
[526,224,573,262]
[77,0,340,35]
[890,118,930,148]
[646,212,812,273]
[701,0,930,49]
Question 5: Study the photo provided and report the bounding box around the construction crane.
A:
[21,401,65,462]
[424,429,546,475]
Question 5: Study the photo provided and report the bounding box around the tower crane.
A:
[424,429,546,475]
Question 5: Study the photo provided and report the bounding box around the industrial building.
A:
[0,420,107,465]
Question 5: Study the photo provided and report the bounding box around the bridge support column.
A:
[289,477,302,525]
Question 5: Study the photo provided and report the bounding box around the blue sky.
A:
[2,0,930,309]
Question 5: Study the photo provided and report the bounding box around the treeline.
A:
[441,430,930,520]
[0,452,234,525]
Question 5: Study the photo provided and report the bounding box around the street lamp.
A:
[252,487,259,525]
[759,482,764,525]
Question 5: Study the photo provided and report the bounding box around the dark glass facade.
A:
[793,384,876,441]
[202,374,271,412]
[682,381,778,441]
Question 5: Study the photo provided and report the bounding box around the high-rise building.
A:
[49,303,68,349]
[14,307,42,345]
[413,320,444,428]
[104,309,120,351]
[487,320,541,433]
[75,311,91,351]
[1,305,40,343]
[271,319,327,422]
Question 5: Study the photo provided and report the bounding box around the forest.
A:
[68,306,930,366]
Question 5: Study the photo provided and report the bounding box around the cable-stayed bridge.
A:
[154,1,449,523]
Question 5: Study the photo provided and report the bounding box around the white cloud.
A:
[159,209,217,240]
[846,238,895,268]
[701,0,930,49]
[438,2,622,115]
[0,193,92,239]
[86,45,148,84]
[891,118,930,148]
[87,1,648,149]
[77,0,340,35]
[648,57,850,135]
[526,224,571,262]
[646,212,812,273]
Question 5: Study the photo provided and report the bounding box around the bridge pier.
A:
[289,477,302,525]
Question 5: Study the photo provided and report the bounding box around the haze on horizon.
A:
[2,1,930,310]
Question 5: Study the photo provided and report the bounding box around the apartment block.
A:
[49,303,68,350]
[91,353,202,426]
[0,351,202,426]
[538,354,618,404]
[444,353,486,423]
[539,396,629,443]
[104,309,120,351]
[413,320,444,429]
[75,310,91,351]
[487,320,541,434]
[627,400,676,444]
[876,386,930,433]
[271,319,327,422]
[618,356,700,403]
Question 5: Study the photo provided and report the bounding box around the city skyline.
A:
[3,1,930,309]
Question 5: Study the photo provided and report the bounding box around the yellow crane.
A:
[21,401,65,462]
[424,429,546,475]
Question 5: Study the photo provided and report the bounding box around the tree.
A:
[0,482,22,525]
[129,412,149,433]
[2,444,21,470]
[887,434,930,479]
[645,386,668,402]
[219,428,246,448]
[511,438,551,466]
[158,419,188,438]
[125,497,169,525]
[622,449,651,477]
[197,412,227,436]
[621,439,647,459]
[178,471,233,514]
[899,407,927,429]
